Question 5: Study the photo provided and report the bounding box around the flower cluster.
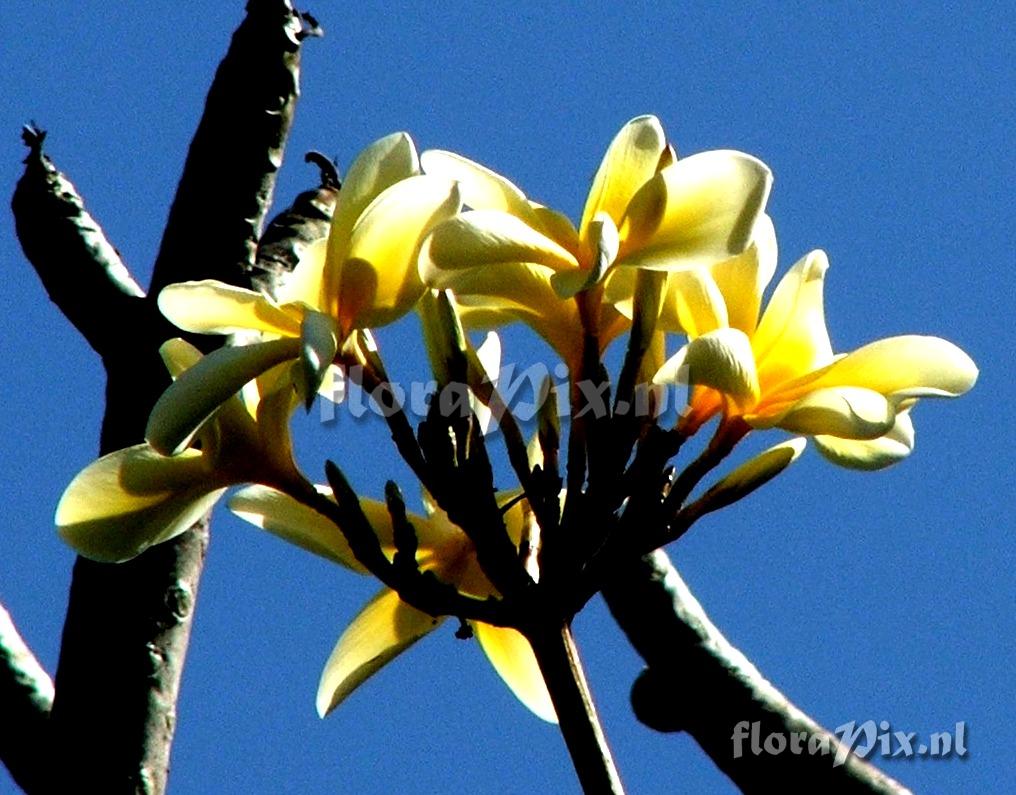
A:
[55,116,977,724]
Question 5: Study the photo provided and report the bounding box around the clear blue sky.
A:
[2,2,1013,793]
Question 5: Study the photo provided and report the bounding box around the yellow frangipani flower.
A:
[228,484,557,723]
[419,115,772,367]
[148,132,462,456]
[653,232,978,469]
[56,339,303,562]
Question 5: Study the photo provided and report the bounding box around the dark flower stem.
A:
[526,622,625,794]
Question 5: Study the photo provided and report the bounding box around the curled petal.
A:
[696,438,807,515]
[683,328,761,406]
[339,175,462,329]
[229,484,367,571]
[421,210,579,278]
[619,150,772,269]
[652,343,690,386]
[423,259,582,363]
[249,377,300,476]
[158,339,262,450]
[777,335,979,402]
[230,484,460,572]
[760,386,895,439]
[276,238,327,308]
[327,132,420,271]
[473,622,557,723]
[160,337,203,379]
[551,212,619,298]
[602,265,637,318]
[529,204,581,254]
[580,115,666,240]
[158,280,302,337]
[420,149,538,223]
[147,337,301,455]
[316,589,442,717]
[814,409,916,470]
[56,445,225,563]
[709,214,778,335]
[659,267,728,337]
[752,250,833,387]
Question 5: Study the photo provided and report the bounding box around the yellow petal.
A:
[159,338,203,379]
[659,266,728,337]
[420,149,538,224]
[56,445,225,563]
[339,175,462,329]
[158,280,302,337]
[814,409,916,470]
[580,115,666,241]
[602,261,636,318]
[709,214,777,335]
[683,328,760,406]
[276,237,327,308]
[159,339,261,451]
[473,622,557,723]
[316,589,442,717]
[327,132,420,271]
[249,376,300,476]
[550,212,620,298]
[619,150,772,269]
[752,250,834,388]
[529,203,581,254]
[358,497,461,555]
[776,335,978,401]
[146,337,302,455]
[759,386,895,439]
[697,437,807,514]
[229,484,367,571]
[421,210,579,277]
[425,259,582,363]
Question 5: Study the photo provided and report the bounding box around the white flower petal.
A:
[814,409,916,470]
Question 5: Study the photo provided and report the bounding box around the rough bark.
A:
[6,2,312,791]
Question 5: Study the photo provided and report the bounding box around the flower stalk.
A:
[525,622,625,794]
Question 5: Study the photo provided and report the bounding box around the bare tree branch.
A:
[11,125,147,357]
[8,2,313,792]
[604,550,913,794]
[0,605,53,793]
[148,0,318,296]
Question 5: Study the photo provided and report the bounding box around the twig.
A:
[603,550,914,794]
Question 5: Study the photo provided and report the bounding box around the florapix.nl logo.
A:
[731,719,968,767]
